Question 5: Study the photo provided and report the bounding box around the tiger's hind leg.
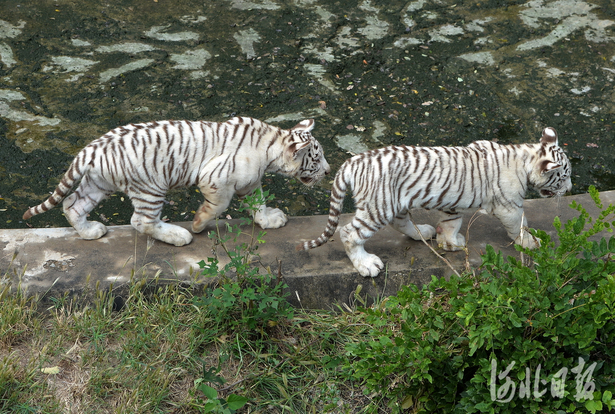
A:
[435,213,466,251]
[340,210,386,277]
[129,194,193,247]
[390,211,436,241]
[63,175,113,240]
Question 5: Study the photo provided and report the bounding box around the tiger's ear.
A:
[541,160,563,175]
[540,127,558,146]
[291,119,315,133]
[287,141,311,160]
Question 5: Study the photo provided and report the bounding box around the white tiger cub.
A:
[298,127,572,277]
[23,117,330,246]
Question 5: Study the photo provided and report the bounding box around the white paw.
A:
[152,223,193,246]
[191,211,212,233]
[353,253,384,277]
[392,220,435,240]
[255,207,288,229]
[437,233,466,251]
[77,222,108,240]
[515,231,540,249]
[413,224,436,240]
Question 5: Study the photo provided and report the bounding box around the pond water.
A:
[0,0,614,229]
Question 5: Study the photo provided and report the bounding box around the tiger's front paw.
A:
[152,223,193,246]
[515,231,540,249]
[192,210,214,233]
[254,207,288,229]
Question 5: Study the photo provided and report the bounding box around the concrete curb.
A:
[2,191,614,309]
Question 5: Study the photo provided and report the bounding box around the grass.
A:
[0,278,375,414]
[1,191,378,413]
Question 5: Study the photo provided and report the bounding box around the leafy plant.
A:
[344,186,615,413]
[193,189,294,333]
[198,188,274,283]
[191,189,298,411]
[193,364,248,414]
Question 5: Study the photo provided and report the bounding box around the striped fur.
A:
[23,117,330,246]
[298,127,572,277]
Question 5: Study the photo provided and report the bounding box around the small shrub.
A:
[193,189,294,334]
[344,186,615,413]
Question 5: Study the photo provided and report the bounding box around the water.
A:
[0,0,613,229]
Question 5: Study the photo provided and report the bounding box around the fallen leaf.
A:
[41,366,60,375]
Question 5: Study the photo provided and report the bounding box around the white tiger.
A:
[298,127,572,277]
[23,117,330,246]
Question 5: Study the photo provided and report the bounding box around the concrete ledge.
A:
[2,191,614,309]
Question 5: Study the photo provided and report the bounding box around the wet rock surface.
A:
[0,0,614,229]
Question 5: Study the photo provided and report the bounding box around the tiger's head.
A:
[530,127,572,198]
[285,119,330,187]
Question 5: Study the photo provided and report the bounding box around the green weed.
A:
[193,189,295,338]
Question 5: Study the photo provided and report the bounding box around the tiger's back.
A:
[24,117,330,246]
[298,127,571,277]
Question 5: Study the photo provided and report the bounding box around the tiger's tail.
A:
[296,162,349,251]
[22,159,86,220]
